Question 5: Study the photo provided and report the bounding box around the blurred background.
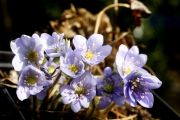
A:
[0,0,180,116]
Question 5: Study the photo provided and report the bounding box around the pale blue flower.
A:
[116,44,147,78]
[16,65,50,101]
[73,34,112,65]
[41,32,70,57]
[60,71,96,112]
[10,34,45,71]
[124,69,162,108]
[60,50,85,78]
[97,67,125,109]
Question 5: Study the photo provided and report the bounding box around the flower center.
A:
[54,47,59,53]
[48,66,56,74]
[75,86,86,96]
[27,50,38,62]
[25,75,37,86]
[85,51,94,60]
[104,84,113,93]
[69,64,78,74]
[130,77,141,90]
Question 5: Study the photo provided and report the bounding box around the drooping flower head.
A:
[41,32,70,57]
[116,44,147,78]
[16,65,50,101]
[73,34,112,65]
[10,34,45,71]
[97,67,125,109]
[124,69,162,108]
[60,50,85,78]
[60,71,96,112]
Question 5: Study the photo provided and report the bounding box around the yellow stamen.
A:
[27,50,38,62]
[48,66,55,74]
[104,84,113,93]
[85,51,94,60]
[25,75,37,86]
[69,64,78,74]
[75,86,86,96]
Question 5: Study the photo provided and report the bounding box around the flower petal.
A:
[112,88,125,105]
[135,91,154,108]
[80,96,89,108]
[124,83,137,107]
[129,45,139,55]
[10,40,19,54]
[29,86,43,95]
[60,86,76,104]
[116,44,128,77]
[87,34,103,50]
[141,75,162,89]
[139,54,147,65]
[97,45,112,58]
[16,86,30,101]
[73,35,87,51]
[71,101,81,113]
[98,96,111,109]
[104,67,112,77]
[12,55,24,71]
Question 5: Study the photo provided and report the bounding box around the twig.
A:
[94,3,130,34]
[109,114,137,120]
[0,82,17,88]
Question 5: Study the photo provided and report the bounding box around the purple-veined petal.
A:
[141,75,162,89]
[135,91,154,108]
[73,35,87,51]
[71,101,81,113]
[124,83,137,107]
[16,86,30,101]
[80,96,89,108]
[87,34,103,50]
[112,95,125,106]
[98,96,111,109]
[112,88,125,105]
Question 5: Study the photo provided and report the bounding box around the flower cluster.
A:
[10,32,162,113]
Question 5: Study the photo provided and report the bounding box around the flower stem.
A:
[94,3,130,34]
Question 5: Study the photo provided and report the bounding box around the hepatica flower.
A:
[124,70,162,108]
[116,44,147,78]
[16,65,50,101]
[73,34,112,65]
[10,34,45,71]
[60,50,85,78]
[41,32,70,57]
[97,67,125,109]
[60,71,96,112]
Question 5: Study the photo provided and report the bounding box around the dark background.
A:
[0,0,180,116]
